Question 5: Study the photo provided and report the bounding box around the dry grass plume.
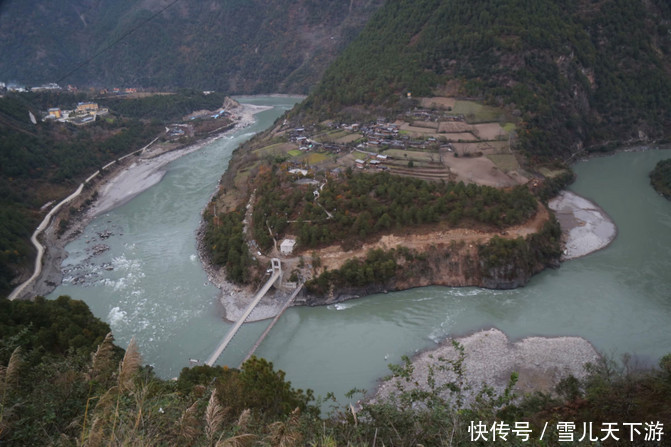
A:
[118,337,142,393]
[89,332,116,383]
[205,389,229,443]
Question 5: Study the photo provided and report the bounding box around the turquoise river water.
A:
[49,96,671,404]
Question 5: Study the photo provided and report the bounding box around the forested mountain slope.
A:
[299,0,671,160]
[0,0,384,93]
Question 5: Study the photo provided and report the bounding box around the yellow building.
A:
[48,108,62,118]
[76,102,99,113]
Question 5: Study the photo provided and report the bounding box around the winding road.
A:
[8,135,161,301]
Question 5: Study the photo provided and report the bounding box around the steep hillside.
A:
[0,0,384,94]
[298,0,671,160]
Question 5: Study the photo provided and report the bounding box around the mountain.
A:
[297,0,671,160]
[0,0,384,93]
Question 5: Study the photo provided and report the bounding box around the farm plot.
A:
[452,100,507,123]
[472,123,508,140]
[487,154,521,172]
[384,149,442,163]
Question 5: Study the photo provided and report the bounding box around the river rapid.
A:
[49,97,671,404]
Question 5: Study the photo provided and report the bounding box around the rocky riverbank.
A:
[373,328,600,406]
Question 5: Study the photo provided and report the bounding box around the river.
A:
[49,97,671,404]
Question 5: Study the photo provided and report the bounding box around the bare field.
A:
[451,141,508,154]
[453,100,506,123]
[314,130,347,143]
[336,133,362,144]
[472,122,508,140]
[443,132,478,142]
[419,96,456,109]
[438,121,471,133]
[443,154,527,187]
[410,120,439,129]
[305,152,331,164]
[487,153,521,172]
[384,149,441,162]
[539,167,569,178]
[399,123,440,136]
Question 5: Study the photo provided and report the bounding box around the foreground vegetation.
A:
[650,159,671,200]
[1,296,669,446]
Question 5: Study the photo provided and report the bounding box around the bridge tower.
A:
[271,258,282,287]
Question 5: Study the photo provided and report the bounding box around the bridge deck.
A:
[240,283,303,367]
[205,269,280,366]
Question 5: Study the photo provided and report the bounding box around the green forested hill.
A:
[299,0,671,160]
[0,0,383,94]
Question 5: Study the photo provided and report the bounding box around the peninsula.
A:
[199,95,616,322]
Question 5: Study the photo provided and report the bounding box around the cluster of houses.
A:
[0,81,141,97]
[354,153,389,170]
[289,120,412,154]
[288,127,318,151]
[0,82,66,94]
[287,127,345,156]
[280,112,470,181]
[44,101,108,125]
[1,82,87,95]
[406,108,465,122]
[291,118,453,156]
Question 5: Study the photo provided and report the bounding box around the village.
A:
[263,96,530,188]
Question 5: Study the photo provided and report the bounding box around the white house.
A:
[280,239,296,255]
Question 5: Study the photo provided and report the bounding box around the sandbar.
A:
[88,103,271,218]
[549,190,617,260]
